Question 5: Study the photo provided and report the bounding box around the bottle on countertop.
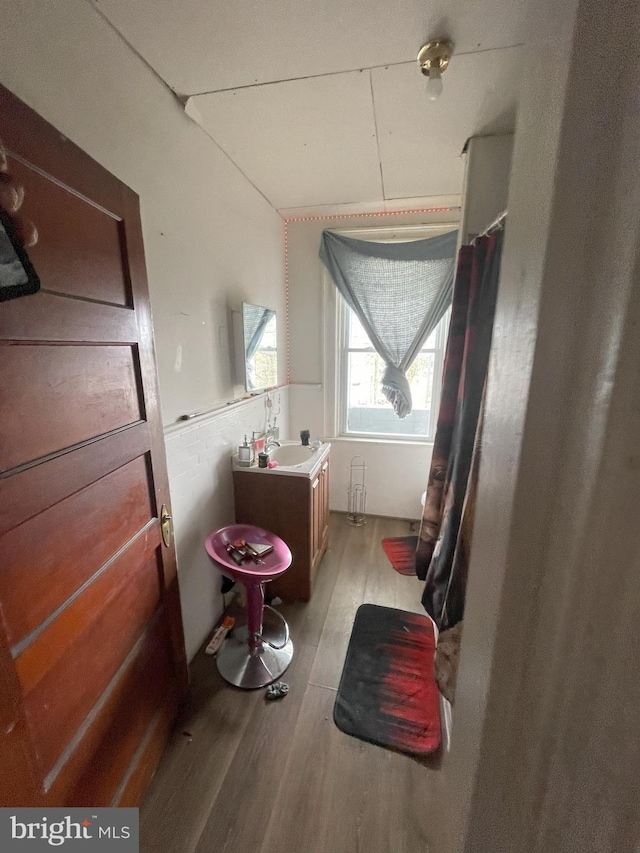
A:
[238,435,252,467]
[252,430,265,455]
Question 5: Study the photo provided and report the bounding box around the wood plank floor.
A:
[140,515,443,853]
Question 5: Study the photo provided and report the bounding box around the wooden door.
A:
[0,86,188,807]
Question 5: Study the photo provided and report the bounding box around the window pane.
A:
[346,351,435,437]
[348,305,445,350]
[423,326,438,349]
[348,309,373,348]
[347,308,440,349]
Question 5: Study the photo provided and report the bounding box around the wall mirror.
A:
[242,302,277,391]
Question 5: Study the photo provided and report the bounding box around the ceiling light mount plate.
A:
[417,38,454,76]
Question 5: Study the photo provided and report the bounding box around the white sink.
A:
[268,444,315,466]
[233,441,330,478]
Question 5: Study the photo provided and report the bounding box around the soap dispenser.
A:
[238,435,252,467]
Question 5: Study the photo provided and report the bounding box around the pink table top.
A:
[204,524,292,581]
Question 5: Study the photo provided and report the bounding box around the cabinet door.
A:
[311,473,322,564]
[321,457,330,543]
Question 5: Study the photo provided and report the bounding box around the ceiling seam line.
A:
[368,70,386,200]
[282,206,457,223]
[84,0,177,100]
[84,0,280,214]
[189,120,280,213]
[184,42,524,98]
[278,201,462,212]
[185,60,411,97]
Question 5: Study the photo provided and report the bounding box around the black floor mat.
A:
[334,604,441,756]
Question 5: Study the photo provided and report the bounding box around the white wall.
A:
[0,0,285,659]
[286,205,460,519]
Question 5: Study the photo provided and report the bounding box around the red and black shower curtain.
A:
[416,230,504,631]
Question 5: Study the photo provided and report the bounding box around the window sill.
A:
[326,435,435,448]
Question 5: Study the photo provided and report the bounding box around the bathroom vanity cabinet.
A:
[232,450,330,601]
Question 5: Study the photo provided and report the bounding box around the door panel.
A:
[16,537,162,780]
[0,84,187,807]
[68,617,175,808]
[7,156,131,306]
[0,291,139,342]
[0,422,150,536]
[1,455,154,647]
[321,458,330,544]
[113,702,177,809]
[0,343,143,472]
[41,616,175,806]
[311,475,321,564]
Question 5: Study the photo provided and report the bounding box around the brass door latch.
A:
[160,504,173,548]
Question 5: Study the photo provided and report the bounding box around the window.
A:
[338,302,449,441]
[322,222,457,443]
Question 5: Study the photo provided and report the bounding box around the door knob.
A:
[160,504,173,548]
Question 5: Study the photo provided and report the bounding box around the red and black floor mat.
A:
[381,535,418,576]
[334,604,441,756]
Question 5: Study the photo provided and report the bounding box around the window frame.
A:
[321,222,459,445]
[337,299,449,442]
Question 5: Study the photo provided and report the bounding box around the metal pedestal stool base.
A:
[217,606,293,689]
[204,525,294,690]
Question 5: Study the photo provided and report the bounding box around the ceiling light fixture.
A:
[417,38,454,101]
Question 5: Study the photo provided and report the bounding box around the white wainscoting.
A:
[164,388,289,661]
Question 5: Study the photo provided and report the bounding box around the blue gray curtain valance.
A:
[319,229,458,418]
